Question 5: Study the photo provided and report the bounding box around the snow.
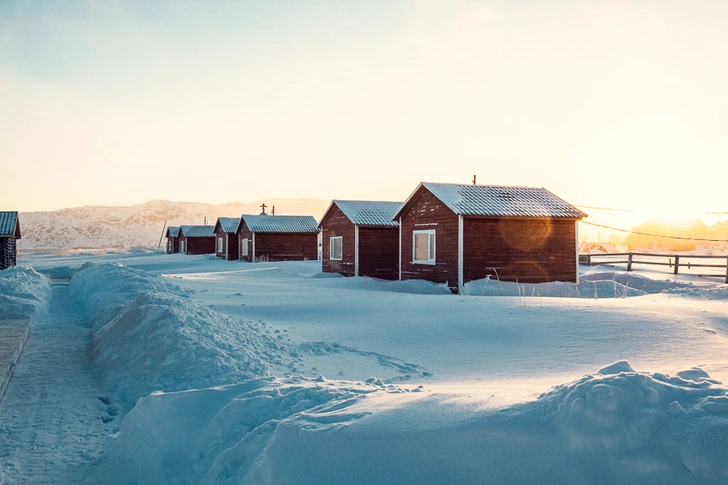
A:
[2,251,728,483]
[0,267,51,320]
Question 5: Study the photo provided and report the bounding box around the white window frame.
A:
[217,237,224,253]
[413,229,436,265]
[330,236,343,261]
[180,240,185,253]
[241,238,249,257]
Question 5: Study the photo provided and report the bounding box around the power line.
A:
[575,205,635,212]
[576,205,727,215]
[580,221,728,243]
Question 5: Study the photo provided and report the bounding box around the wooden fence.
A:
[579,252,728,283]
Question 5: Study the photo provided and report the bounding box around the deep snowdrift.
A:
[85,363,728,484]
[0,267,50,320]
[69,263,300,412]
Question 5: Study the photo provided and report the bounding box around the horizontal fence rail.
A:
[579,252,728,283]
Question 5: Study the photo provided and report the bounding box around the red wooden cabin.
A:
[0,212,21,270]
[213,217,241,260]
[394,182,587,293]
[319,200,401,280]
[238,215,319,262]
[178,225,216,255]
[165,226,180,254]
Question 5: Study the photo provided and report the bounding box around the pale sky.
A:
[2,0,727,230]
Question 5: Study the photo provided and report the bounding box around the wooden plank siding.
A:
[1,238,17,270]
[238,224,318,262]
[238,225,253,261]
[214,227,239,260]
[254,233,318,261]
[399,188,460,289]
[462,218,579,284]
[358,227,399,280]
[166,237,180,254]
[179,235,215,255]
[321,204,356,276]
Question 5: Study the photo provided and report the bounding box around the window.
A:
[180,240,185,253]
[217,237,224,253]
[413,230,435,264]
[330,236,343,260]
[241,238,249,257]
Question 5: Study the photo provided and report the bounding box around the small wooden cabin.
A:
[178,225,216,255]
[238,215,319,262]
[213,217,241,260]
[0,212,21,270]
[394,182,587,293]
[319,200,402,279]
[165,226,180,254]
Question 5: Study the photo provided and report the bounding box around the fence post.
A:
[627,252,633,271]
[725,257,728,284]
[674,255,680,275]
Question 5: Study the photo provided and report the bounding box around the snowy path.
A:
[0,281,112,484]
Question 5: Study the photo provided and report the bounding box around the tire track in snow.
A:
[0,282,112,484]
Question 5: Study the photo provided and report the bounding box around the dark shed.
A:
[166,226,180,254]
[319,200,401,280]
[213,217,241,260]
[394,182,587,293]
[238,215,319,262]
[0,212,21,270]
[179,225,216,255]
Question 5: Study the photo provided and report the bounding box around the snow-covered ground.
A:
[2,250,728,484]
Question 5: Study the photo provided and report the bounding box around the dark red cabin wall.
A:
[214,227,226,258]
[214,228,240,260]
[463,218,578,283]
[238,226,253,261]
[254,233,318,261]
[358,227,399,280]
[166,237,180,254]
[226,233,239,261]
[185,236,216,255]
[320,205,356,276]
[1,237,16,270]
[399,188,459,289]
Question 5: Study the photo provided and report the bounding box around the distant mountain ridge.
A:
[18,199,330,250]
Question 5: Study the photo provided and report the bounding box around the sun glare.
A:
[636,202,701,226]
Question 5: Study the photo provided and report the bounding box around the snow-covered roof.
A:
[323,200,402,227]
[166,226,180,238]
[215,217,241,234]
[0,211,20,238]
[241,215,319,233]
[179,225,215,238]
[395,182,587,219]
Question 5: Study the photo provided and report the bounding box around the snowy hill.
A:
[17,199,330,250]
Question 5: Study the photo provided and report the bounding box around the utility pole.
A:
[158,220,167,249]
